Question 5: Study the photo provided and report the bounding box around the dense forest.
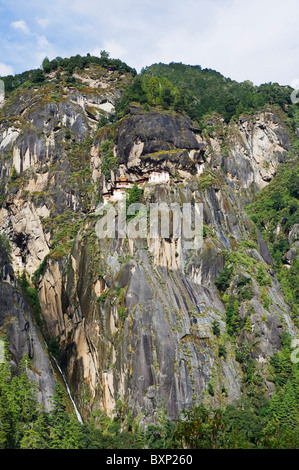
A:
[117,62,293,122]
[1,333,298,449]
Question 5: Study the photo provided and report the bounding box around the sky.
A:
[0,0,298,86]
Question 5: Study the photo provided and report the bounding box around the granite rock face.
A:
[49,176,295,421]
[115,108,205,168]
[0,69,297,424]
[0,242,56,411]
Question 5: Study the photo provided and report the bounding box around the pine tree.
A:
[20,413,50,449]
[0,357,12,448]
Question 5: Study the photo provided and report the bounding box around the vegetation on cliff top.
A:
[1,53,293,126]
[140,62,293,122]
[0,51,136,95]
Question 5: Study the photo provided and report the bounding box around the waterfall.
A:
[52,356,83,424]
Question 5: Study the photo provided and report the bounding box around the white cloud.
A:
[2,0,299,85]
[100,41,129,61]
[11,19,30,35]
[123,0,299,85]
[37,35,50,49]
[0,63,14,76]
[35,18,51,29]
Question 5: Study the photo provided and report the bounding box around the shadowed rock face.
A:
[115,110,204,163]
[0,71,298,425]
[0,242,56,412]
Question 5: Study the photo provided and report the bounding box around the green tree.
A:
[31,69,45,83]
[49,384,70,448]
[126,182,143,221]
[48,384,83,449]
[175,405,225,449]
[225,295,240,336]
[215,264,233,293]
[212,319,221,337]
[20,413,50,449]
[0,353,40,449]
[42,57,51,74]
[10,165,18,180]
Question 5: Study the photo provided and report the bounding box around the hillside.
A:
[140,62,293,121]
[0,55,298,449]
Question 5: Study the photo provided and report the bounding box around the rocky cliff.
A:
[0,64,297,425]
[0,241,56,411]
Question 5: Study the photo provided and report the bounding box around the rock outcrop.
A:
[0,242,56,411]
[0,66,297,425]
